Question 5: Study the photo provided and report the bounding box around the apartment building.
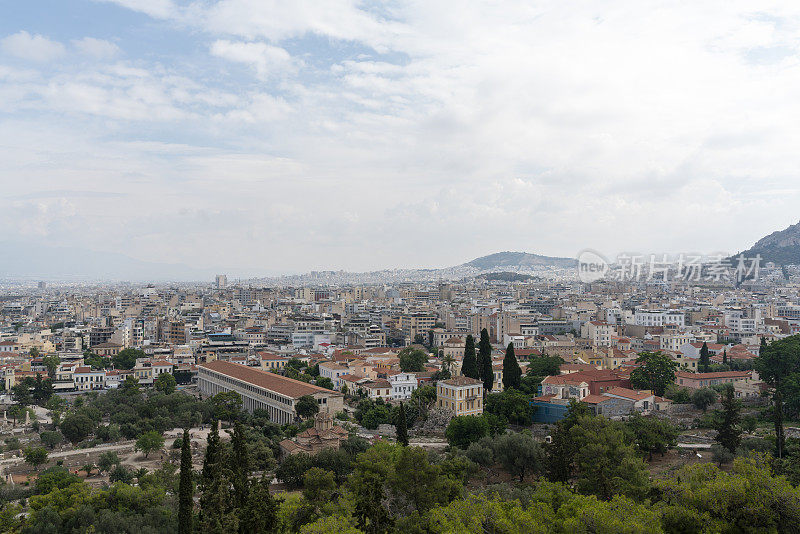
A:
[633,309,685,327]
[436,376,483,416]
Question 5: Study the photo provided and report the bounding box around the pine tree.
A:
[699,342,710,373]
[502,343,521,390]
[479,328,493,393]
[396,402,409,446]
[231,421,250,512]
[461,334,479,379]
[715,384,742,454]
[178,429,193,534]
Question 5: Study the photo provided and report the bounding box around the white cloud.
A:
[210,40,294,78]
[6,2,800,273]
[72,37,120,60]
[1,31,65,62]
[98,0,175,19]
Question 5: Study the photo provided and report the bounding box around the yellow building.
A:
[437,376,483,416]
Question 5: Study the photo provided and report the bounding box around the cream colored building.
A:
[437,376,483,416]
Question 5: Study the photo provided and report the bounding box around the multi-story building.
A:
[633,309,685,327]
[436,376,483,416]
[387,371,417,399]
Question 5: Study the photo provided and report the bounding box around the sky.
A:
[2,1,800,277]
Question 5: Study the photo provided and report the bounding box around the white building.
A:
[581,321,615,346]
[633,309,685,327]
[73,366,106,391]
[660,332,695,352]
[388,372,418,399]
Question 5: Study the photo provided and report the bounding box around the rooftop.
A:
[200,360,342,399]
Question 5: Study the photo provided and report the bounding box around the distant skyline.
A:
[3,2,800,276]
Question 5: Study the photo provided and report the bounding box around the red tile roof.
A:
[200,360,342,399]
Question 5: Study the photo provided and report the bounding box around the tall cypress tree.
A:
[502,343,521,390]
[461,334,478,379]
[716,384,742,454]
[200,422,220,490]
[231,421,249,512]
[478,328,493,393]
[396,402,409,446]
[178,429,193,534]
[722,349,728,365]
[199,422,237,532]
[699,342,710,373]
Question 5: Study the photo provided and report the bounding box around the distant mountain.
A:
[0,241,216,282]
[733,221,800,266]
[465,251,577,270]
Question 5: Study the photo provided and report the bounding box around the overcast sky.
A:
[2,1,800,276]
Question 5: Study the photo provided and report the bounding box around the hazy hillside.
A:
[465,251,577,270]
[733,221,800,265]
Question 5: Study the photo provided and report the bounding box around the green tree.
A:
[11,380,32,406]
[445,414,489,449]
[32,374,54,404]
[315,376,334,390]
[241,476,279,533]
[502,342,521,390]
[303,467,336,502]
[711,443,734,466]
[398,346,428,372]
[395,402,409,446]
[722,349,728,365]
[295,394,319,420]
[494,431,545,482]
[199,422,238,533]
[484,389,534,425]
[178,429,193,534]
[478,328,494,393]
[210,390,242,422]
[136,430,165,458]
[527,354,565,377]
[276,452,313,488]
[691,387,717,412]
[59,412,95,443]
[699,342,710,373]
[629,351,677,397]
[546,400,592,482]
[42,354,60,377]
[715,384,742,454]
[98,450,120,473]
[461,334,479,379]
[231,421,250,512]
[39,430,63,449]
[113,347,145,370]
[154,372,177,394]
[626,413,678,460]
[411,384,437,407]
[754,334,800,459]
[34,466,80,493]
[24,446,48,470]
[441,353,455,375]
[569,415,650,500]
